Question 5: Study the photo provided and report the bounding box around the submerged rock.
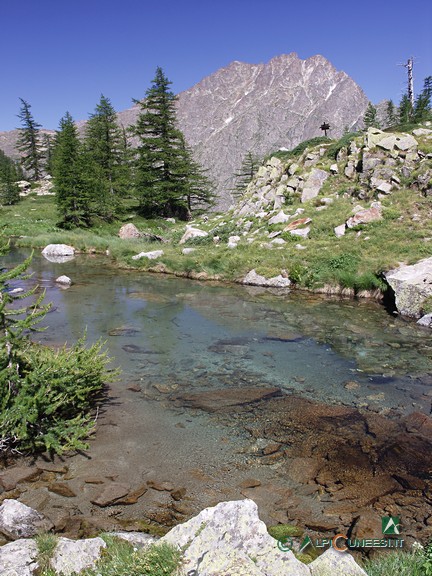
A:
[174,386,281,412]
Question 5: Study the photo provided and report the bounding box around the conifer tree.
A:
[413,76,432,122]
[84,95,127,219]
[232,151,260,198]
[16,98,43,181]
[0,151,21,205]
[52,112,92,228]
[398,94,413,124]
[363,102,380,129]
[385,100,397,128]
[132,67,212,219]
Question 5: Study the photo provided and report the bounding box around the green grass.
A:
[81,535,181,576]
[35,533,58,576]
[362,549,426,575]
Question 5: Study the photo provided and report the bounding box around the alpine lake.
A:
[2,248,432,546]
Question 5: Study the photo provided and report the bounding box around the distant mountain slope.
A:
[0,53,368,208]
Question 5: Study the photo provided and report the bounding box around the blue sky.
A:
[1,0,431,131]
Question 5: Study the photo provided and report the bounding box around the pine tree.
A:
[363,102,380,129]
[52,112,92,228]
[84,95,127,220]
[232,151,260,198]
[16,98,43,181]
[398,94,413,124]
[178,135,215,215]
[413,76,432,123]
[132,67,211,219]
[0,151,21,205]
[385,100,397,128]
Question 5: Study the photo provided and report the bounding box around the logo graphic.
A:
[382,516,401,535]
[299,535,314,553]
[277,536,293,552]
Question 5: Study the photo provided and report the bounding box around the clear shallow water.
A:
[5,248,432,415]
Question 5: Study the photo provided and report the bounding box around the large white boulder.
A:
[42,244,75,256]
[309,547,367,575]
[161,499,309,576]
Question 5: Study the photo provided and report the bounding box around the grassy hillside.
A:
[1,124,431,296]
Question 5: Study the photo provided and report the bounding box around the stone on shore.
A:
[385,257,432,318]
[131,250,164,261]
[0,499,53,540]
[243,269,291,288]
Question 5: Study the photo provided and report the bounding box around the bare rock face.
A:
[174,55,367,208]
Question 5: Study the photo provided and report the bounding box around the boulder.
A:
[417,313,432,327]
[301,168,329,202]
[0,539,39,576]
[182,247,196,255]
[161,499,310,576]
[268,210,290,225]
[179,226,208,244]
[243,269,291,288]
[109,531,158,549]
[284,217,312,231]
[309,548,367,575]
[385,257,432,318]
[55,275,72,285]
[290,226,310,238]
[131,250,164,261]
[0,499,53,540]
[118,223,141,239]
[346,203,382,228]
[41,244,75,263]
[227,235,241,248]
[334,224,346,238]
[50,537,106,576]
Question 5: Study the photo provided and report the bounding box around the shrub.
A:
[0,243,113,455]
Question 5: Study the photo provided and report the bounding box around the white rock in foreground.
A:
[0,499,53,540]
[0,539,39,576]
[417,313,432,327]
[161,499,309,576]
[309,547,367,575]
[131,250,164,261]
[50,537,106,576]
[242,270,291,288]
[268,210,290,225]
[179,226,208,244]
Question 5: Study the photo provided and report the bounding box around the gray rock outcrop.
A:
[385,257,432,318]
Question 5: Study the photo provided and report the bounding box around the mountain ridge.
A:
[0,53,369,208]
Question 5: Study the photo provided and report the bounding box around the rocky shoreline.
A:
[0,498,368,575]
